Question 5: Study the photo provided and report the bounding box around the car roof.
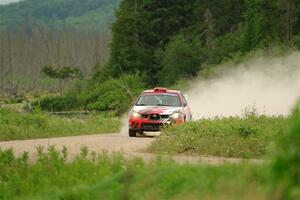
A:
[142,87,181,94]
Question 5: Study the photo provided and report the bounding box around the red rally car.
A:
[128,87,192,137]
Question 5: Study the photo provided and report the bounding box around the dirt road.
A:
[0,133,261,164]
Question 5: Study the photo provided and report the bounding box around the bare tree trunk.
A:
[7,30,14,91]
[204,8,215,49]
[282,0,296,48]
[0,33,4,92]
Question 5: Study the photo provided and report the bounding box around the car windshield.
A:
[136,93,181,107]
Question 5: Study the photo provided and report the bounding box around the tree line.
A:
[0,0,120,30]
[38,0,300,113]
[100,0,300,86]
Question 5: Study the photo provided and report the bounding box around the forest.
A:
[1,0,300,113]
[46,0,300,113]
[105,0,300,86]
[0,0,119,95]
[0,0,120,30]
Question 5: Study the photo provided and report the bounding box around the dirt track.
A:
[0,133,261,165]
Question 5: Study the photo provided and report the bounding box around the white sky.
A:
[0,0,21,5]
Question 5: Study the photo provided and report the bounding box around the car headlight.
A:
[131,111,141,118]
[170,112,181,119]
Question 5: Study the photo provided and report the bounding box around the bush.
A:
[148,112,288,158]
[270,102,300,199]
[37,73,146,114]
[83,73,146,114]
[38,96,81,111]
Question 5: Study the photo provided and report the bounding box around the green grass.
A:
[0,105,299,200]
[0,109,120,141]
[148,113,288,159]
[0,147,267,200]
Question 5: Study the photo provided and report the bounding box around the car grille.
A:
[161,115,169,119]
[149,114,160,120]
[142,123,162,131]
[141,114,170,120]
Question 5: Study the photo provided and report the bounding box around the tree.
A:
[204,8,215,49]
[160,34,203,85]
[241,0,262,52]
[42,66,82,95]
[277,0,298,48]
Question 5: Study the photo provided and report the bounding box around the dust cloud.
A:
[187,52,300,119]
[120,52,300,133]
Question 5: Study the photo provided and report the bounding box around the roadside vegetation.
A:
[148,108,288,158]
[1,103,300,200]
[0,147,267,200]
[38,73,146,114]
[0,109,120,141]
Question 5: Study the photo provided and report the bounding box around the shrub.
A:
[148,113,288,158]
[270,102,300,199]
[38,96,80,112]
[37,73,146,114]
[83,73,146,114]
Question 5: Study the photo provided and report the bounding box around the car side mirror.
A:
[184,94,189,101]
[183,94,188,107]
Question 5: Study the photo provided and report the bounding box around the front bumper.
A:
[129,116,183,132]
[130,121,171,132]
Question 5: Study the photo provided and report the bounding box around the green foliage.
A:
[241,0,263,52]
[38,73,146,114]
[149,112,288,158]
[84,73,146,114]
[0,147,267,200]
[42,66,82,80]
[107,0,210,85]
[38,96,80,112]
[270,102,300,199]
[41,66,83,96]
[0,0,120,30]
[101,0,300,86]
[160,34,204,85]
[0,108,120,141]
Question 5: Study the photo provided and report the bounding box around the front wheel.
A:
[129,130,137,137]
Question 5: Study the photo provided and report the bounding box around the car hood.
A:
[132,106,182,115]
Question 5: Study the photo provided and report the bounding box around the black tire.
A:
[129,130,137,137]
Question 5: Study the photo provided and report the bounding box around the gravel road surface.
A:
[0,133,261,164]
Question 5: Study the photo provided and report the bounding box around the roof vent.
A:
[154,87,168,92]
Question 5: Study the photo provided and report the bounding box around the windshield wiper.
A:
[156,104,171,106]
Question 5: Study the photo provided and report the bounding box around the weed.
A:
[0,147,267,200]
[0,109,120,141]
[148,114,288,158]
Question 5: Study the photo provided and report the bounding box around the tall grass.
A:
[0,147,267,200]
[148,111,288,158]
[0,109,120,141]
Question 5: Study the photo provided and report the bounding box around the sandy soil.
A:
[0,133,261,165]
